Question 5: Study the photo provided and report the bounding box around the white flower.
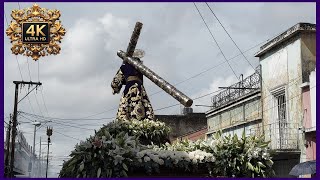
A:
[252,150,259,158]
[210,156,216,162]
[173,159,179,164]
[262,152,270,160]
[158,159,164,165]
[192,159,197,164]
[138,158,142,163]
[144,156,151,162]
[199,155,205,162]
[195,154,200,160]
[136,152,144,159]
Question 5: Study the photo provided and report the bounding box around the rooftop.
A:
[255,23,316,57]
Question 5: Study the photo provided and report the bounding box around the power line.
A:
[78,107,118,119]
[40,87,50,117]
[38,60,40,82]
[204,2,279,95]
[34,92,44,117]
[4,9,37,116]
[154,88,223,112]
[26,57,32,81]
[193,2,240,82]
[205,2,256,71]
[74,38,266,118]
[15,56,24,80]
[148,39,265,97]
[18,85,39,104]
[154,71,303,113]
[207,75,307,129]
[54,130,82,141]
[20,111,115,121]
[49,121,95,131]
[226,85,316,129]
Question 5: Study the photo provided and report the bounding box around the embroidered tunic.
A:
[111,60,154,121]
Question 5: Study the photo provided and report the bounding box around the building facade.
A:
[206,70,263,139]
[205,23,315,177]
[300,69,316,165]
[255,22,316,177]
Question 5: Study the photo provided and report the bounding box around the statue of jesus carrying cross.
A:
[111,22,193,122]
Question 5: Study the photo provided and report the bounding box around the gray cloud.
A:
[4,2,315,177]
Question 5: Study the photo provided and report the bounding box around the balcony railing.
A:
[248,120,299,151]
[211,70,261,109]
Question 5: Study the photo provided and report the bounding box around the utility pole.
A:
[31,121,41,177]
[9,81,42,178]
[46,127,53,178]
[39,137,41,177]
[4,114,12,177]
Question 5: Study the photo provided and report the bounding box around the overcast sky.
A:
[3,2,316,177]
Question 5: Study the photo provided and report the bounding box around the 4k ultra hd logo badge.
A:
[22,22,50,43]
[6,4,66,61]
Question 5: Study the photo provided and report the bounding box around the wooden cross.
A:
[117,22,193,107]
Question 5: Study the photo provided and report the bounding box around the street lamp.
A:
[30,120,51,177]
[32,121,41,156]
[29,121,41,177]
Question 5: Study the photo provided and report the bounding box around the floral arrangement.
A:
[59,119,275,178]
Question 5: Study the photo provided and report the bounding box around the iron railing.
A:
[211,70,261,109]
[247,120,299,151]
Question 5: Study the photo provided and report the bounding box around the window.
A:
[272,87,288,149]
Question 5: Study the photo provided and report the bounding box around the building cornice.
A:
[255,23,316,57]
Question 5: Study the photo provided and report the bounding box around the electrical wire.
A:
[193,2,240,82]
[18,85,39,104]
[54,130,82,141]
[207,76,309,131]
[20,111,115,121]
[204,2,281,95]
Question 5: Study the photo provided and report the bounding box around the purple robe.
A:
[111,61,154,121]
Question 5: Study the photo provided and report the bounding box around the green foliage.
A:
[98,119,171,145]
[59,119,170,178]
[195,131,276,177]
[59,119,275,178]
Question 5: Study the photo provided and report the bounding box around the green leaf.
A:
[255,166,260,173]
[265,159,274,167]
[79,162,84,172]
[106,169,111,177]
[247,162,254,171]
[122,170,128,177]
[97,168,101,177]
[257,161,266,168]
[122,163,128,171]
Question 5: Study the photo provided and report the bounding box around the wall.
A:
[301,87,311,129]
[301,70,316,162]
[301,33,316,83]
[179,128,207,141]
[260,35,302,128]
[155,113,207,141]
[309,69,316,128]
[258,30,316,175]
[206,94,262,138]
[305,132,316,161]
[259,35,303,153]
